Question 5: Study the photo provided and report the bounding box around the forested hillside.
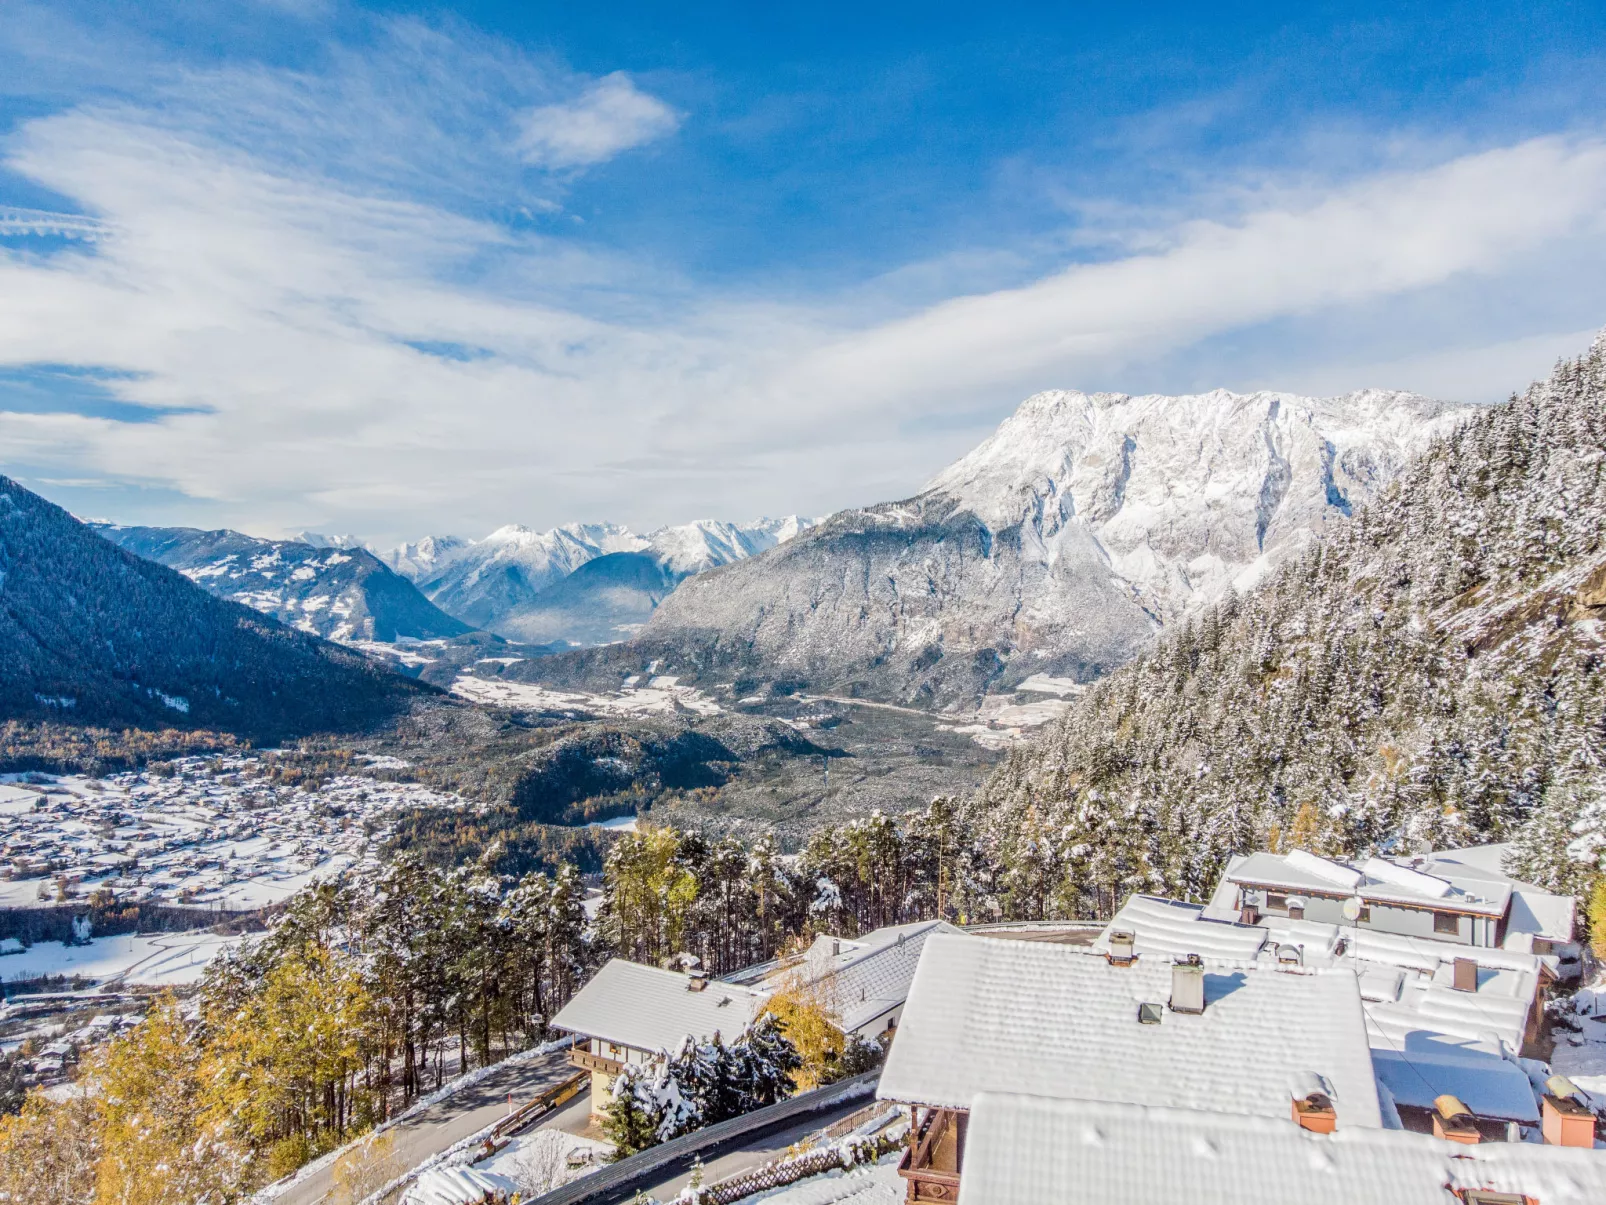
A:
[975,334,1606,917]
[0,478,430,739]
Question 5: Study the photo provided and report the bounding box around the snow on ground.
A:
[738,1154,904,1205]
[451,674,722,717]
[588,815,638,832]
[1553,979,1606,1094]
[0,931,244,987]
[472,1129,610,1197]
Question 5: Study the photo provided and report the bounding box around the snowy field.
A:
[451,673,722,718]
[0,757,475,913]
[470,1129,610,1198]
[0,930,243,987]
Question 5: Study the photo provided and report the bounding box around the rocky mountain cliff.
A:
[385,517,814,643]
[636,387,1469,707]
[0,479,428,737]
[96,525,470,644]
[973,334,1606,914]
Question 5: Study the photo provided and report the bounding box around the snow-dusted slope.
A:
[388,517,814,643]
[96,526,470,644]
[640,388,1471,706]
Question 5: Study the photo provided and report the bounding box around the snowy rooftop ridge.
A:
[1222,848,1532,918]
[1094,893,1550,1124]
[955,1094,1606,1205]
[549,959,768,1054]
[876,934,1383,1128]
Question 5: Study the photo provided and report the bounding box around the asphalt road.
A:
[275,1049,578,1205]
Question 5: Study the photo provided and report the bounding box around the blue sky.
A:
[2,1,1606,542]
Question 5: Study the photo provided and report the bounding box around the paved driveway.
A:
[275,1049,578,1205]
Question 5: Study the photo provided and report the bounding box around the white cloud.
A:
[515,73,679,169]
[0,91,1604,543]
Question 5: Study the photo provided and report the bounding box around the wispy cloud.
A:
[517,73,680,169]
[0,14,1603,542]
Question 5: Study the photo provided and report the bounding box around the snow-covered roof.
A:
[876,934,1383,1127]
[1369,1045,1539,1122]
[548,959,767,1054]
[404,1168,519,1205]
[1224,850,1513,917]
[1507,888,1577,944]
[763,920,965,1034]
[1092,892,1549,1122]
[1100,896,1547,1048]
[955,1094,1606,1205]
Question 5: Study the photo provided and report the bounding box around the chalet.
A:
[552,920,958,1117]
[877,933,1384,1203]
[953,1095,1606,1205]
[548,960,769,1116]
[727,919,965,1038]
[1209,846,1577,969]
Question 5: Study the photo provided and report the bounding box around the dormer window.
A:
[1434,912,1460,936]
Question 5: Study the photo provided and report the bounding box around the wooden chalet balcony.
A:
[568,1047,624,1077]
[898,1107,966,1203]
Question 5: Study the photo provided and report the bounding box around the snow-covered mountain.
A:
[382,517,814,643]
[636,387,1473,707]
[96,525,471,645]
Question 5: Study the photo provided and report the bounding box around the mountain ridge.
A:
[621,385,1470,706]
[971,333,1606,913]
[0,478,430,738]
[94,524,471,644]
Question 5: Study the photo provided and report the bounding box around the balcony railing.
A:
[568,1048,624,1077]
[897,1107,965,1203]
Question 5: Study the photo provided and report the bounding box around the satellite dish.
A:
[1341,897,1363,922]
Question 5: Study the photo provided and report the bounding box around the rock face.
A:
[641,388,1471,707]
[1,478,427,737]
[386,517,815,643]
[95,525,470,644]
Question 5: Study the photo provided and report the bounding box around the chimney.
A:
[1431,1095,1480,1145]
[1107,929,1137,967]
[1240,903,1260,925]
[1286,897,1306,922]
[686,969,710,992]
[1452,957,1478,993]
[1541,1075,1596,1148]
[831,939,840,956]
[1291,1089,1337,1133]
[1169,954,1205,1015]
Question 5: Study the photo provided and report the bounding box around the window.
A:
[1266,893,1288,911]
[1357,906,1370,924]
[1434,911,1461,936]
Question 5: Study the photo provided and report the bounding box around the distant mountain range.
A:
[0,478,428,738]
[94,525,470,644]
[379,517,815,644]
[522,386,1471,707]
